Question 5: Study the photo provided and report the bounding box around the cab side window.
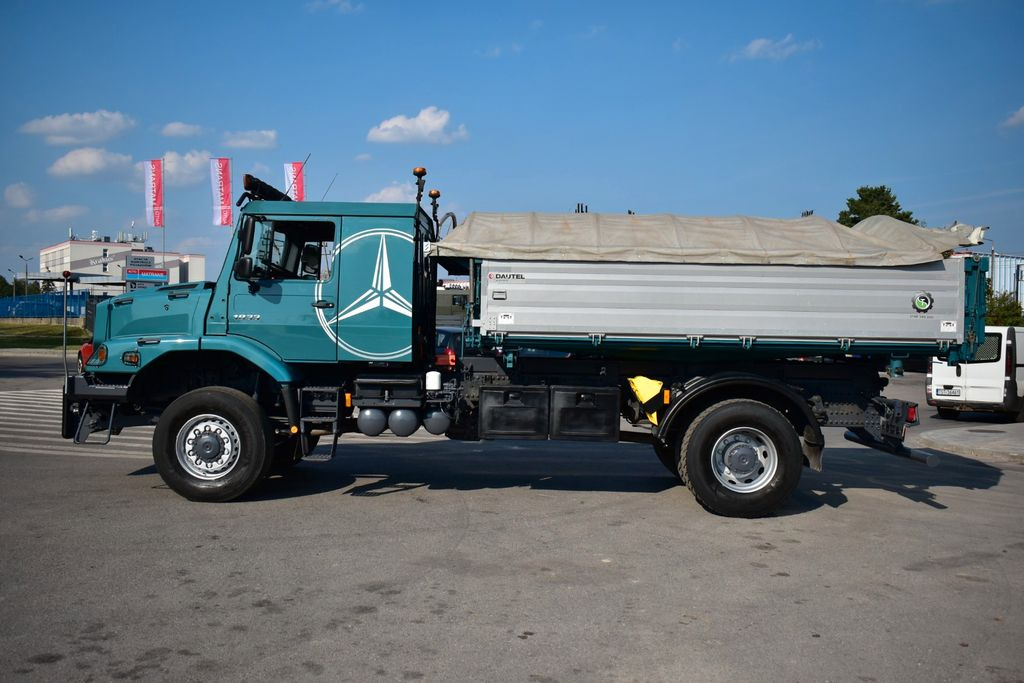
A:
[245,219,335,281]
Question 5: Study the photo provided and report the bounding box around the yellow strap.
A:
[628,376,664,425]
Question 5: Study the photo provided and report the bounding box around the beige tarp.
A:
[431,212,986,267]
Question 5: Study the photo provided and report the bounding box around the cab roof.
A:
[241,199,422,219]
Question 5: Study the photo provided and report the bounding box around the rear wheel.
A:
[936,407,959,419]
[153,387,273,502]
[679,399,803,518]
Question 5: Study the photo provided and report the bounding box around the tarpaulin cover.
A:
[431,212,985,266]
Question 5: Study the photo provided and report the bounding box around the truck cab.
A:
[927,325,1023,420]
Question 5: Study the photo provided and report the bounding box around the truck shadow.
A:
[255,441,676,501]
[250,439,1005,514]
[782,447,1004,515]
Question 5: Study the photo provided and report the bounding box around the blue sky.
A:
[2,0,1023,279]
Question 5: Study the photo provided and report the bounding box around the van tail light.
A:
[1006,343,1013,379]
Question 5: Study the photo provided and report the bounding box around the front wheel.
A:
[679,399,803,517]
[153,387,273,502]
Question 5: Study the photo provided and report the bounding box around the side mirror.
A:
[239,217,255,254]
[234,257,253,280]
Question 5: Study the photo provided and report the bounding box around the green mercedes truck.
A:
[61,169,988,517]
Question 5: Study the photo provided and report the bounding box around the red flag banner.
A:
[284,162,305,201]
[210,158,232,226]
[144,159,164,228]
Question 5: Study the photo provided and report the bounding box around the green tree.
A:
[837,185,918,227]
[985,279,1024,326]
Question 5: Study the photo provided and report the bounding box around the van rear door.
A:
[962,331,1006,405]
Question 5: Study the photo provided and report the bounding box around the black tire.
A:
[679,399,803,518]
[270,434,320,474]
[153,387,273,502]
[936,407,959,420]
[653,442,682,480]
[77,353,84,374]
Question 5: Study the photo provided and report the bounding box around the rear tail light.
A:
[907,404,919,424]
[434,347,456,368]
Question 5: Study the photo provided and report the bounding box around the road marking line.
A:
[0,445,151,460]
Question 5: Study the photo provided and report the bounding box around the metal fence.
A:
[988,252,1024,305]
[0,292,89,318]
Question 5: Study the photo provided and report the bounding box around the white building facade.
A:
[39,233,206,296]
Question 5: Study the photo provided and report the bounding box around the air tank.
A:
[422,409,451,435]
[387,409,420,437]
[357,408,387,436]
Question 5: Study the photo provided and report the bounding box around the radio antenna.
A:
[320,172,339,201]
[283,153,311,200]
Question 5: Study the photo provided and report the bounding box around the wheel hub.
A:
[194,431,224,462]
[709,426,779,494]
[175,415,241,481]
[723,443,759,477]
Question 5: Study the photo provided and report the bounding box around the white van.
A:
[927,326,1023,420]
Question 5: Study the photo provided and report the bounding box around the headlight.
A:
[93,344,108,365]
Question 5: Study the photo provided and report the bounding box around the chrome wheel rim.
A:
[175,414,241,481]
[710,427,778,493]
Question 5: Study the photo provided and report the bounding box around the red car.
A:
[77,340,94,373]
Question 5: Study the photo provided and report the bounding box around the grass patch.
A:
[0,322,89,349]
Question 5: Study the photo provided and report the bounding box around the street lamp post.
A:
[6,268,17,304]
[18,254,33,298]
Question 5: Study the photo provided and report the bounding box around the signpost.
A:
[124,266,168,290]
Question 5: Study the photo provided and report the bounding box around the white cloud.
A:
[364,182,416,203]
[306,0,363,13]
[162,121,202,137]
[367,106,469,144]
[26,205,88,223]
[161,150,212,186]
[354,153,372,162]
[223,129,278,149]
[731,34,821,61]
[1002,105,1024,128]
[20,109,135,145]
[4,182,33,208]
[48,147,133,177]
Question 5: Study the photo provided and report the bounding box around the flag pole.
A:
[161,156,166,272]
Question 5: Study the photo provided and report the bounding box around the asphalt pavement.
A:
[1,355,1023,682]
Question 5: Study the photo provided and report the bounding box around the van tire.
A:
[936,407,959,419]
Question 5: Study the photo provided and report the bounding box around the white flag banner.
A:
[144,159,164,228]
[284,162,305,201]
[210,158,232,226]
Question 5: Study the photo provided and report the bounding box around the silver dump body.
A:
[433,212,986,355]
[478,259,965,349]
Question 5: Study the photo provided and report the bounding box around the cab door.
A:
[228,215,340,363]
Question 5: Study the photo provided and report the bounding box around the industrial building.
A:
[37,230,205,296]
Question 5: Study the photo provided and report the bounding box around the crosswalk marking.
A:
[0,388,446,462]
